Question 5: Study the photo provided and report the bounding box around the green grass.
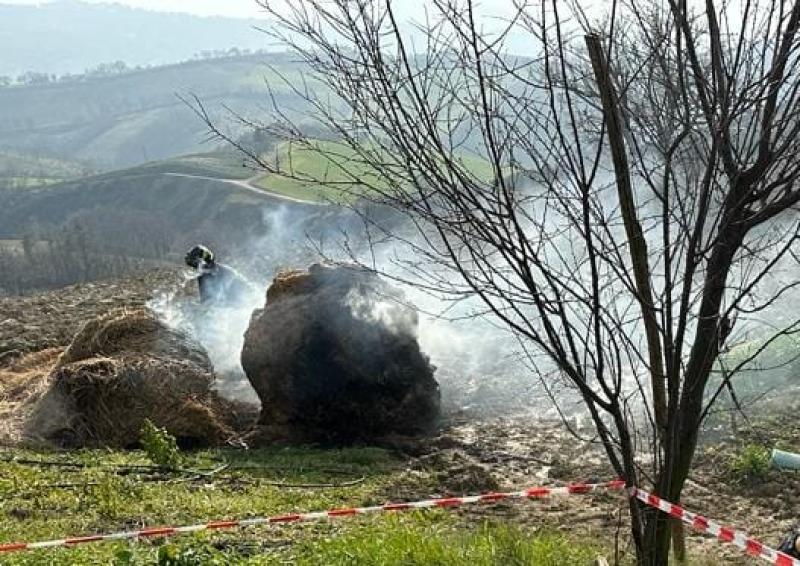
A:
[137,151,256,181]
[0,176,64,188]
[253,141,384,203]
[293,519,602,565]
[234,66,315,93]
[0,446,604,565]
[0,446,403,565]
[253,140,497,204]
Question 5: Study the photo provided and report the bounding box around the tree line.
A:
[0,48,272,89]
[0,211,173,295]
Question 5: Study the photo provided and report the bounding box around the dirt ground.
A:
[0,269,182,356]
[422,413,800,564]
[1,268,797,564]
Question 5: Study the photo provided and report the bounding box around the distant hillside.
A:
[0,151,93,189]
[0,145,376,245]
[0,152,292,243]
[0,140,492,248]
[0,53,311,170]
[0,1,270,77]
[0,150,368,292]
[255,140,496,202]
[0,142,488,293]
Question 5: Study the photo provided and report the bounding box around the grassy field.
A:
[253,141,497,204]
[136,151,256,181]
[0,150,253,193]
[253,141,385,203]
[0,445,603,565]
[1,177,65,188]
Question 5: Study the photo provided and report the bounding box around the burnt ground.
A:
[1,268,798,563]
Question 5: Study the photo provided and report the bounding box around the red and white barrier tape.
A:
[0,480,625,554]
[633,487,800,566]
[4,480,793,562]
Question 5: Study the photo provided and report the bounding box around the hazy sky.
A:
[1,0,527,21]
[2,0,267,18]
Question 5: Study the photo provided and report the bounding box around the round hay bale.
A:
[242,263,440,445]
[265,269,313,303]
[0,348,62,446]
[26,308,246,448]
[28,356,232,448]
[59,308,210,369]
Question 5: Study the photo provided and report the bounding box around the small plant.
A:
[92,475,125,520]
[139,419,182,469]
[112,548,135,565]
[157,543,225,566]
[729,444,771,483]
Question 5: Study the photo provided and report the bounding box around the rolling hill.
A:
[0,52,312,170]
[0,148,364,292]
[0,140,495,250]
[0,151,298,241]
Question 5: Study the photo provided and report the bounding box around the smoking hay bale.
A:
[27,309,236,448]
[58,308,210,368]
[265,269,314,303]
[242,263,440,444]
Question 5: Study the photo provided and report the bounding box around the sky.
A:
[0,0,529,21]
[1,0,268,18]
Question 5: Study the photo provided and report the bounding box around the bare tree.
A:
[197,0,800,562]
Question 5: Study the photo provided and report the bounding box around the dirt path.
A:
[163,172,325,206]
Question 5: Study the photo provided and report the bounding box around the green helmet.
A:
[185,245,214,269]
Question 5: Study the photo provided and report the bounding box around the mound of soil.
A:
[242,263,440,444]
[26,308,241,448]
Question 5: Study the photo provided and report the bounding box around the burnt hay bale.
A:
[241,263,440,445]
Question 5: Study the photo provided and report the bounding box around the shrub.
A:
[157,543,226,566]
[139,418,182,469]
[729,444,770,483]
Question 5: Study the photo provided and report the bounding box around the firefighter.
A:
[184,245,252,305]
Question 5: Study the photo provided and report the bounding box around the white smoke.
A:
[148,267,263,405]
[147,201,558,416]
[148,204,337,405]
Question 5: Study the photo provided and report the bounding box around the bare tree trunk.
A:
[672,518,687,563]
[586,33,679,565]
[584,34,668,436]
